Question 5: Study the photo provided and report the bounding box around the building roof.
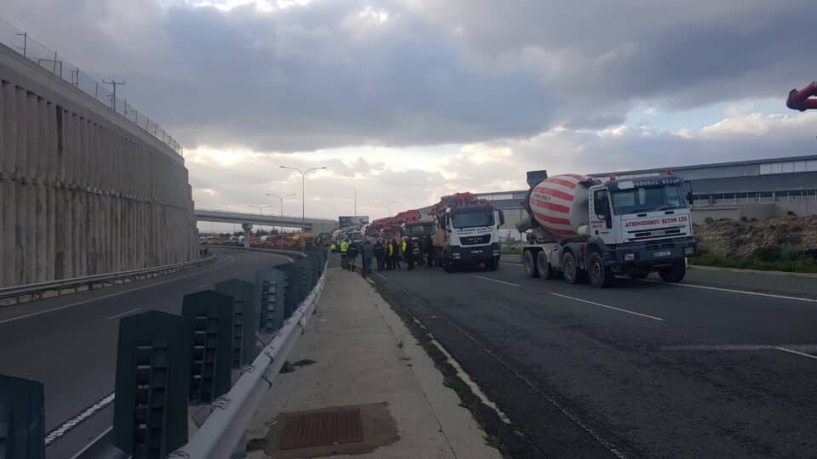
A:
[591,153,817,177]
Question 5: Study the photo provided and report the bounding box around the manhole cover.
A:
[279,408,364,450]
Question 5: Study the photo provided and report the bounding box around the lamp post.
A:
[266,192,297,248]
[280,165,327,250]
[388,201,399,218]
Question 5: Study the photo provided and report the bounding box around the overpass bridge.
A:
[195,208,338,235]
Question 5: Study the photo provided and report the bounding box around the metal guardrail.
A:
[169,259,329,459]
[0,255,216,305]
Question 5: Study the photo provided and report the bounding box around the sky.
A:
[4,0,817,230]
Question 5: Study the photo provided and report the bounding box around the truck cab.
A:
[582,174,697,283]
[437,204,505,271]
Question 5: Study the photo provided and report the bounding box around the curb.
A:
[687,264,817,279]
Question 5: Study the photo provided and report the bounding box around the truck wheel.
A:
[561,251,579,284]
[523,251,539,278]
[588,252,613,288]
[659,260,686,283]
[536,251,556,280]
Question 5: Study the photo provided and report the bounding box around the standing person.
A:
[347,241,360,272]
[406,238,416,270]
[340,239,349,270]
[423,235,434,268]
[362,239,374,274]
[374,239,385,271]
[386,240,394,270]
[391,239,401,270]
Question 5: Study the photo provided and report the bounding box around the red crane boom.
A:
[787,82,817,111]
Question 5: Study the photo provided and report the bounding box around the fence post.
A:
[182,291,234,404]
[0,375,45,459]
[214,279,258,368]
[112,311,191,459]
[255,269,287,334]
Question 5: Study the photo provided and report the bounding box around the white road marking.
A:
[0,255,235,326]
[473,275,521,288]
[429,338,512,424]
[643,280,817,303]
[68,425,112,459]
[776,347,817,361]
[552,293,664,322]
[45,392,115,446]
[106,307,142,320]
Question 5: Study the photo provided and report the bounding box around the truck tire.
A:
[523,251,539,278]
[536,250,557,280]
[588,252,613,288]
[561,251,579,284]
[486,257,499,271]
[659,260,686,283]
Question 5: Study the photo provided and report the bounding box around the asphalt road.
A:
[371,261,817,459]
[0,247,291,459]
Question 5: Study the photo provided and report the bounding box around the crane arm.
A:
[787,82,817,111]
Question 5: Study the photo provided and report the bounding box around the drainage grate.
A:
[279,408,364,450]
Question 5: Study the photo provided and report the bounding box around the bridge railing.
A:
[0,15,183,156]
[0,255,216,305]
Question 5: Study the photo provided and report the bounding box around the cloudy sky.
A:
[4,0,817,229]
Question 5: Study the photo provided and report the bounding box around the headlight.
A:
[624,253,635,261]
[684,246,695,255]
[493,250,500,256]
[452,252,461,259]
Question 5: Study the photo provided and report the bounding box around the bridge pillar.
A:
[242,223,252,248]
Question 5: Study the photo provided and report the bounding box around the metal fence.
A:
[0,15,183,156]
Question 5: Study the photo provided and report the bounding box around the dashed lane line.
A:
[552,292,664,322]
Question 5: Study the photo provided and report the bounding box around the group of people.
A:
[332,236,436,274]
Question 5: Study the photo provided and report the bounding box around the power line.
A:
[102,78,125,112]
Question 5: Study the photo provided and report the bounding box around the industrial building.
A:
[464,154,817,232]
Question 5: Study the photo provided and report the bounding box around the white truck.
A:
[518,169,697,288]
[433,200,505,272]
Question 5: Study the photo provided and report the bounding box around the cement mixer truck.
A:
[518,170,697,288]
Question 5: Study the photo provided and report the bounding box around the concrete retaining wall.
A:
[0,44,198,288]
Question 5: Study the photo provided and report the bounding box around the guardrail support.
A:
[112,311,191,459]
[0,375,45,459]
[183,291,234,404]
[255,270,287,334]
[214,280,258,368]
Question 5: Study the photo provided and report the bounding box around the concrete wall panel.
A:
[0,44,199,288]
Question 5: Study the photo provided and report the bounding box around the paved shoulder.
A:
[246,268,502,459]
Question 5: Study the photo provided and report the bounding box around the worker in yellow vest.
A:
[340,239,349,270]
[401,240,407,260]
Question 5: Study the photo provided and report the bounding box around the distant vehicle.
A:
[518,169,697,288]
[430,192,504,272]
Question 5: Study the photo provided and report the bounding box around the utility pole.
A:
[103,78,125,112]
[280,165,327,251]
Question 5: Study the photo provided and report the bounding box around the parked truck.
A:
[518,170,697,288]
[431,193,505,272]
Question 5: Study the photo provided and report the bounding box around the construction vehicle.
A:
[518,170,697,288]
[431,192,504,272]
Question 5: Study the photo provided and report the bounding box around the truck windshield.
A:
[611,185,688,215]
[451,210,494,228]
[405,223,434,236]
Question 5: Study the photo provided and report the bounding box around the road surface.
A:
[371,262,817,458]
[0,247,291,459]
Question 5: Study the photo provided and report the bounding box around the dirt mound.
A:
[694,216,817,258]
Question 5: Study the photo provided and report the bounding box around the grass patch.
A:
[501,247,523,256]
[691,253,817,273]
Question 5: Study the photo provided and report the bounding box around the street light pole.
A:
[280,165,327,251]
[267,192,297,248]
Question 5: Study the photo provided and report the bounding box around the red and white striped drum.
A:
[528,174,597,239]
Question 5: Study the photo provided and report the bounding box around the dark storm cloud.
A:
[4,0,816,153]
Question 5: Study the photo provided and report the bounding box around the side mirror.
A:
[683,181,694,205]
[499,210,505,226]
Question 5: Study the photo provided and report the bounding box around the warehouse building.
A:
[467,153,817,230]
